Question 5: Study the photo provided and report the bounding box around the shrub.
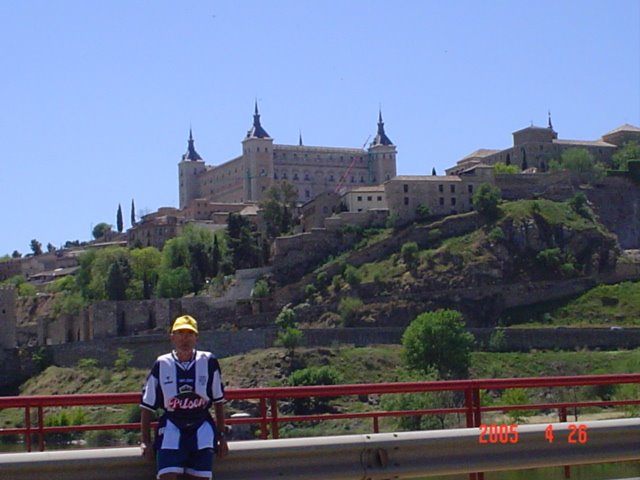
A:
[304,284,317,296]
[252,279,270,298]
[288,366,343,414]
[401,241,419,266]
[488,329,507,352]
[343,265,361,286]
[338,296,363,326]
[114,348,132,372]
[316,271,328,287]
[488,227,505,242]
[536,248,563,269]
[500,389,534,423]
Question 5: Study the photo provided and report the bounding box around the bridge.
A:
[2,374,640,479]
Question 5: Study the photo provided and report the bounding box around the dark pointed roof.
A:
[371,109,393,146]
[182,128,202,161]
[299,130,303,146]
[548,111,554,130]
[246,101,271,139]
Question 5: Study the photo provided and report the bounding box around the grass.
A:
[500,281,640,327]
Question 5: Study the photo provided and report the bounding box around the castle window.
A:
[439,197,444,206]
[358,208,363,212]
[450,184,456,193]
[329,174,335,181]
[274,172,279,179]
[468,184,473,193]
[377,196,382,201]
[438,184,443,192]
[257,147,260,152]
[351,176,355,183]
[451,197,456,206]
[360,176,364,183]
[404,197,409,205]
[403,184,409,193]
[323,206,328,213]
[357,196,362,201]
[367,196,372,201]
[304,173,310,181]
[282,172,288,179]
[293,173,299,180]
[305,190,310,198]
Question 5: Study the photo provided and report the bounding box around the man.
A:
[140,315,228,479]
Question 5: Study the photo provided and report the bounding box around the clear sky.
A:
[1,0,639,257]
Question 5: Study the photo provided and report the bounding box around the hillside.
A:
[282,198,623,328]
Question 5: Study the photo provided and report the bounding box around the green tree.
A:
[156,267,192,298]
[211,235,221,277]
[30,239,43,256]
[259,181,299,238]
[92,223,112,240]
[11,250,21,258]
[612,141,640,171]
[472,183,501,219]
[130,247,161,299]
[557,148,605,184]
[275,305,303,358]
[116,204,124,233]
[494,163,520,174]
[226,213,260,270]
[105,258,132,301]
[130,199,136,226]
[402,309,474,379]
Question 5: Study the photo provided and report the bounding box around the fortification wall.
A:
[495,171,574,201]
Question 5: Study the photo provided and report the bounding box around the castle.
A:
[178,103,397,209]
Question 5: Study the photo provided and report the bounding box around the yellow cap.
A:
[171,315,199,334]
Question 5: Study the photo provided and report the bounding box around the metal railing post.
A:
[270,397,279,439]
[37,405,45,451]
[25,406,31,452]
[259,398,268,439]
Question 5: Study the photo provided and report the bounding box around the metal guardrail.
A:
[2,373,640,453]
[1,419,640,480]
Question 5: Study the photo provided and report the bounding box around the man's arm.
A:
[215,401,228,457]
[140,407,155,461]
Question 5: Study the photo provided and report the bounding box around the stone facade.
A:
[446,122,640,175]
[385,165,495,224]
[178,105,397,208]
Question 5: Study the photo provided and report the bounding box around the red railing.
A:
[2,373,640,453]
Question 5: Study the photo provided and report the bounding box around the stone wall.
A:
[495,171,575,201]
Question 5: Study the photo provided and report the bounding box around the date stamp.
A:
[478,423,588,444]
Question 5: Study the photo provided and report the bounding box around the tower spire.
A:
[246,100,270,138]
[183,128,202,161]
[372,108,393,146]
[548,111,554,130]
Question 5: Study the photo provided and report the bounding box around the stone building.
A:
[178,104,397,209]
[385,165,495,224]
[446,119,640,175]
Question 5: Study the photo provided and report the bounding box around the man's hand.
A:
[140,442,155,462]
[217,437,229,457]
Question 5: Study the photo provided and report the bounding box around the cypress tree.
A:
[116,204,124,233]
[131,199,136,226]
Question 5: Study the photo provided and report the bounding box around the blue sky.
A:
[1,0,639,256]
